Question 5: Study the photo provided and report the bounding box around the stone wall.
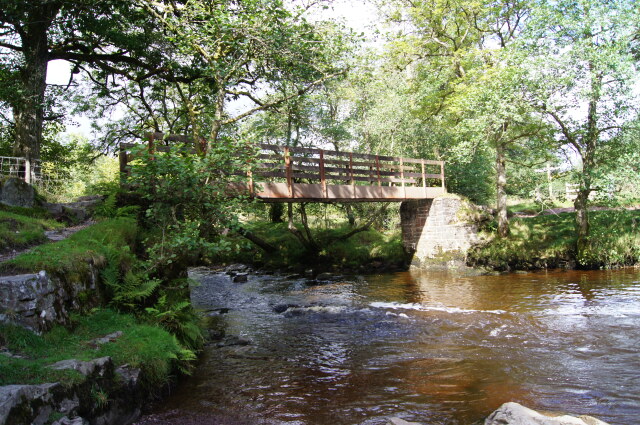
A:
[400,195,482,268]
[0,266,101,333]
[0,357,146,425]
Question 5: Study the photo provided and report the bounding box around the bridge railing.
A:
[119,133,446,201]
[254,144,445,199]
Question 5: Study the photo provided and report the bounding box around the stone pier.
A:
[400,195,482,268]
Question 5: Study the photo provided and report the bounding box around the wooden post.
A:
[248,170,254,196]
[24,158,31,184]
[440,161,446,192]
[319,149,327,198]
[284,147,293,198]
[376,156,381,187]
[421,159,427,197]
[400,157,405,198]
[349,153,354,199]
[148,132,156,159]
[349,153,354,185]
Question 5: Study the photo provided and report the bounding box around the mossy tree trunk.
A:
[495,141,509,238]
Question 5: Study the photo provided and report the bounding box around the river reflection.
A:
[135,268,640,425]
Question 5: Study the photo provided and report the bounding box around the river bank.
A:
[469,208,640,271]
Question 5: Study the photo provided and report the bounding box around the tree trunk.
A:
[235,227,277,252]
[575,65,601,264]
[345,204,356,227]
[574,186,590,261]
[287,202,319,254]
[12,10,55,180]
[268,203,284,223]
[496,142,509,237]
[575,153,595,263]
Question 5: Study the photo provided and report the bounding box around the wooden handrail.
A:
[119,138,446,197]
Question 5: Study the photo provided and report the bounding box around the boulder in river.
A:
[316,272,341,281]
[225,264,248,274]
[233,273,248,283]
[485,402,610,425]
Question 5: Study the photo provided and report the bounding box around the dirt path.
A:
[0,221,95,264]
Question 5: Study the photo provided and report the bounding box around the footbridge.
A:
[119,133,447,202]
[119,133,479,267]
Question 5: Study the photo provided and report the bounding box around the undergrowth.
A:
[469,209,640,270]
[1,216,202,373]
[0,309,188,389]
[214,221,406,271]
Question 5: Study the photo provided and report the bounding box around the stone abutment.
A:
[400,196,482,268]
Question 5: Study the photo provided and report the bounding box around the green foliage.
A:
[469,210,640,270]
[216,221,405,271]
[0,309,187,389]
[37,136,120,203]
[128,142,253,275]
[94,193,139,219]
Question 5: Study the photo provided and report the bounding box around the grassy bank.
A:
[0,309,185,388]
[468,209,640,270]
[0,217,137,277]
[217,221,406,271]
[0,206,63,252]
[1,215,198,391]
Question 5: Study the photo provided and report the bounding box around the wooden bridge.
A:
[120,133,446,202]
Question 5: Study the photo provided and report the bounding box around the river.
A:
[135,268,640,425]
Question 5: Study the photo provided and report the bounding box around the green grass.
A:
[469,209,640,270]
[215,221,406,270]
[0,217,137,276]
[0,209,63,251]
[0,309,184,388]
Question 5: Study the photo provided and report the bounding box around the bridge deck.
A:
[120,134,446,202]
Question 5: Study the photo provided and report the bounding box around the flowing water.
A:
[137,268,640,425]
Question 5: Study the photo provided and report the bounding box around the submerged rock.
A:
[215,335,251,348]
[233,273,248,283]
[485,402,610,425]
[387,418,422,425]
[316,272,341,281]
[272,303,299,314]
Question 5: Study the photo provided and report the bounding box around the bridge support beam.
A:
[400,195,482,268]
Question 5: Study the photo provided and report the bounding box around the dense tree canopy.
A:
[0,0,638,264]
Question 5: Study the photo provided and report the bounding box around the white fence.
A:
[0,156,44,183]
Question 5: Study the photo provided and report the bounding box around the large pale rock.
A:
[485,402,610,425]
[387,417,422,425]
[0,383,61,425]
[48,357,113,378]
[0,177,35,207]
